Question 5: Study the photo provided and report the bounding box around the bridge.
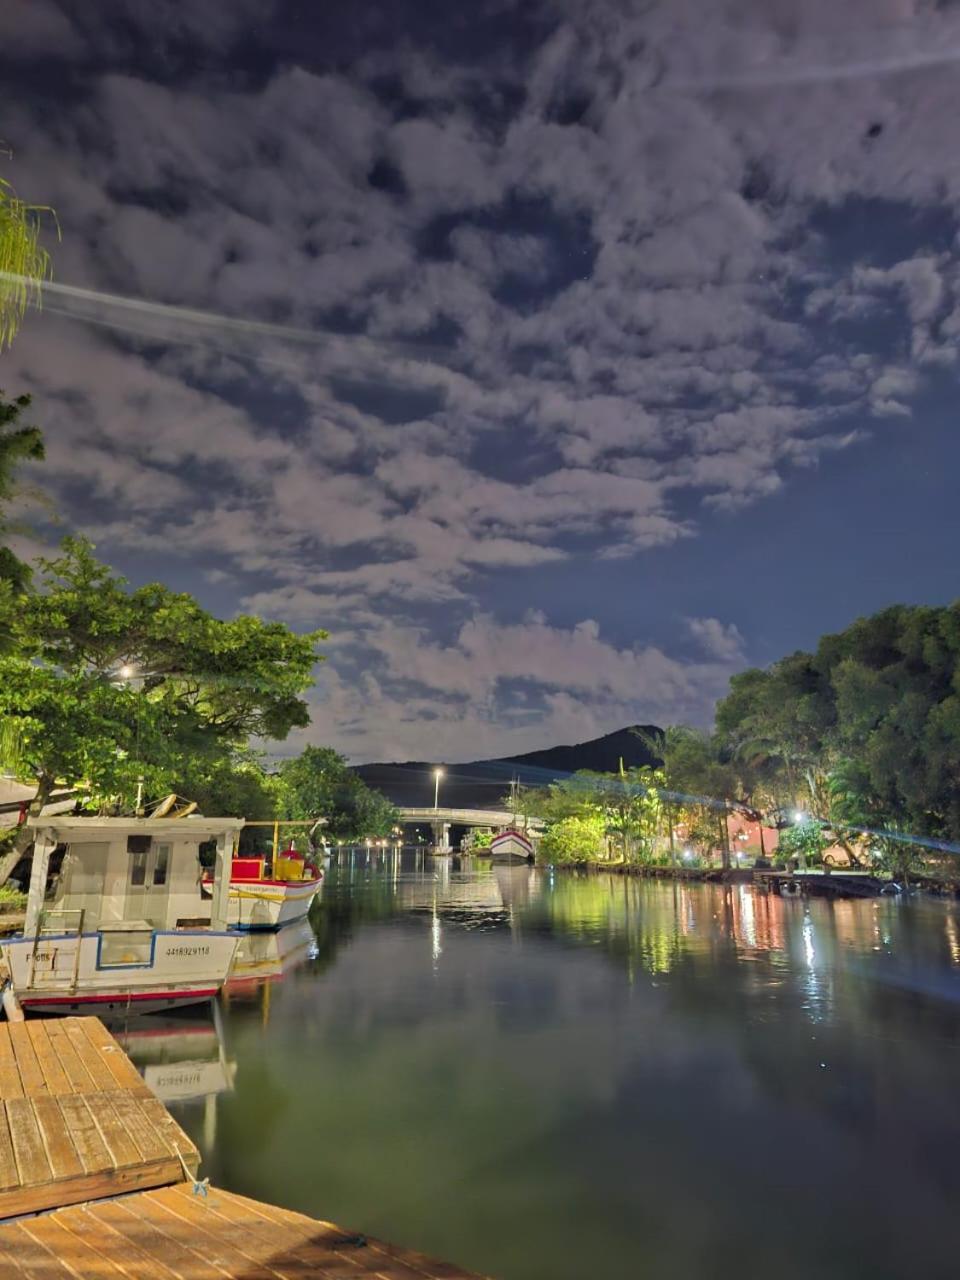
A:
[397,806,543,853]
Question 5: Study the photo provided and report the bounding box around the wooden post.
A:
[24,829,55,936]
[209,829,233,931]
[718,807,731,873]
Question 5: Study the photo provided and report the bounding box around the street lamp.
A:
[433,767,444,810]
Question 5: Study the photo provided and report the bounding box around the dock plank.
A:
[62,1019,118,1090]
[85,1091,144,1169]
[8,1022,47,1097]
[77,1018,152,1095]
[88,1198,226,1280]
[0,1108,19,1192]
[109,1090,176,1164]
[25,1023,71,1097]
[31,1096,83,1182]
[54,1209,179,1280]
[55,1095,111,1174]
[6,1097,53,1187]
[43,1021,96,1093]
[19,1216,129,1280]
[0,1026,23,1099]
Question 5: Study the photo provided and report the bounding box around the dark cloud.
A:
[3,0,960,757]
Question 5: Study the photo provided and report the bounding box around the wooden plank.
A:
[108,1092,174,1164]
[61,1019,117,1090]
[129,1192,285,1280]
[20,1215,129,1280]
[0,1026,22,1100]
[24,1023,71,1097]
[0,1107,19,1192]
[52,1206,179,1280]
[31,1095,83,1181]
[0,1223,64,1279]
[137,1095,199,1174]
[87,1198,226,1280]
[0,1157,185,1223]
[8,1023,47,1097]
[43,1021,96,1093]
[56,1095,111,1174]
[75,1019,151,1095]
[85,1091,142,1168]
[6,1096,53,1187]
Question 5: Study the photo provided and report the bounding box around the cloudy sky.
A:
[3,0,960,762]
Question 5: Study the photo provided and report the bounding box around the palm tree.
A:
[0,168,55,350]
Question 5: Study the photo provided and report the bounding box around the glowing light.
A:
[794,810,806,823]
[119,664,136,680]
[683,848,693,861]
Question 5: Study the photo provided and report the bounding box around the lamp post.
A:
[433,767,444,810]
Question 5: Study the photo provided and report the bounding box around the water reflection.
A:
[158,853,960,1280]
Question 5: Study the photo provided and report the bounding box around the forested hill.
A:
[352,725,662,808]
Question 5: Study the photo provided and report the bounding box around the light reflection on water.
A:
[119,851,960,1280]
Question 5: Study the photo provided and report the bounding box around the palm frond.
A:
[0,176,58,350]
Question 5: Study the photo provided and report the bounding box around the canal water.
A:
[119,853,960,1280]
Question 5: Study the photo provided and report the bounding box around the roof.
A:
[25,815,245,839]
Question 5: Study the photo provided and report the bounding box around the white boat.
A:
[226,916,316,990]
[1,815,244,1016]
[200,847,322,931]
[489,828,535,863]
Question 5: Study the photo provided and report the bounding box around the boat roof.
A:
[25,815,245,840]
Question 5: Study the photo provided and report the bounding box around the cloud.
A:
[7,0,960,758]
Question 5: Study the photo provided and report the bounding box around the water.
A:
[118,853,960,1280]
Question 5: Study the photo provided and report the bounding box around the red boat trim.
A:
[20,987,219,1006]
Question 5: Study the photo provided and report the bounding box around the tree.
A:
[275,745,398,847]
[0,172,55,350]
[0,391,43,601]
[0,537,324,880]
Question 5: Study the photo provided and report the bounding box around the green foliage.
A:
[528,766,665,864]
[275,745,398,845]
[0,391,43,605]
[0,536,325,814]
[538,814,607,863]
[777,819,827,867]
[0,175,56,350]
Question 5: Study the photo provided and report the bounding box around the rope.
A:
[174,1146,209,1197]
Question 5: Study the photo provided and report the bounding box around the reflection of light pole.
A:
[433,767,444,810]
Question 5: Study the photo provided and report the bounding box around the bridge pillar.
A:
[431,821,451,853]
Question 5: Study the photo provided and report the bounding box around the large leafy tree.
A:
[0,537,324,879]
[275,745,398,846]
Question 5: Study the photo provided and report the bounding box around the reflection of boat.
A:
[2,816,242,1015]
[226,917,316,989]
[201,846,322,932]
[490,829,535,864]
[114,1014,236,1103]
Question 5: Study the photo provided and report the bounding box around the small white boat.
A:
[200,846,322,932]
[1,815,243,1016]
[489,828,535,864]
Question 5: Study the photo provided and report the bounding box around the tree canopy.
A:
[275,745,398,846]
[0,173,54,350]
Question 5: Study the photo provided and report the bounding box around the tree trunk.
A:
[0,775,53,888]
[718,809,731,872]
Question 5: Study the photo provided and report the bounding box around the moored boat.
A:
[1,816,244,1015]
[489,828,535,864]
[201,844,322,932]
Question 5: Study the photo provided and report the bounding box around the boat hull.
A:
[489,830,535,863]
[203,876,323,931]
[1,929,239,1016]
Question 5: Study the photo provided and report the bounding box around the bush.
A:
[538,815,607,864]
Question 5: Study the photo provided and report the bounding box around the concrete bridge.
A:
[397,806,543,853]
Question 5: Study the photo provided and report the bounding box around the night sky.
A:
[3,0,960,762]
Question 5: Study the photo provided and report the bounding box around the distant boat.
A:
[489,828,534,864]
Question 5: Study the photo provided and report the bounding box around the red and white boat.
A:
[201,845,322,932]
[489,828,535,864]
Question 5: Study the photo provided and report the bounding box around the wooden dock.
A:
[0,1016,487,1279]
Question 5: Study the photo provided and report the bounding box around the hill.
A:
[353,725,662,809]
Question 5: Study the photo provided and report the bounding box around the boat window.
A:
[98,931,153,967]
[127,835,151,854]
[153,844,170,886]
[130,850,148,887]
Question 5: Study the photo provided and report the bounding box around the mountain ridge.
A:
[353,724,662,808]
